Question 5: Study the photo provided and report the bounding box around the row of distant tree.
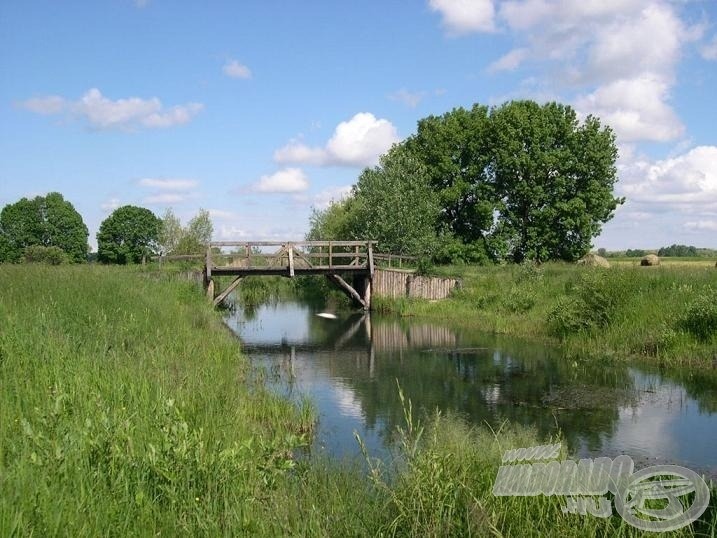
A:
[596,246,717,258]
[0,192,212,264]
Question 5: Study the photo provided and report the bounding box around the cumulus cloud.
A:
[475,1,700,144]
[574,76,684,142]
[18,88,203,131]
[251,168,309,193]
[274,112,399,168]
[223,59,252,79]
[620,145,717,206]
[138,178,198,191]
[428,0,495,35]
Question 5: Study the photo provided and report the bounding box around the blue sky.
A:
[1,0,716,250]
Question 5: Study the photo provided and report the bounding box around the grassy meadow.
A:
[1,264,716,536]
[374,262,717,368]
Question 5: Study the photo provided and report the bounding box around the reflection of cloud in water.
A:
[332,381,364,420]
[482,384,501,406]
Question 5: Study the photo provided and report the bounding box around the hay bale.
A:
[577,253,611,268]
[641,254,660,266]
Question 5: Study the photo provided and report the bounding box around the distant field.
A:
[608,256,717,267]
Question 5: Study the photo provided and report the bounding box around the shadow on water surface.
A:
[224,298,717,479]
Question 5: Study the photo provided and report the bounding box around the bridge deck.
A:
[205,240,375,278]
[204,240,376,309]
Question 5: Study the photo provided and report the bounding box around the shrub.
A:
[23,245,68,265]
[679,289,717,341]
[548,270,629,337]
[502,287,536,313]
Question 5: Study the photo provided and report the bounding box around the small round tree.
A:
[97,206,161,264]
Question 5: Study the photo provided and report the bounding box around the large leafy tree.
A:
[0,193,89,263]
[97,206,161,264]
[405,105,494,246]
[308,99,621,264]
[349,146,441,256]
[308,146,441,257]
[489,101,622,262]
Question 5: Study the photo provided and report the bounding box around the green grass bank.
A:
[1,265,715,536]
[374,263,717,368]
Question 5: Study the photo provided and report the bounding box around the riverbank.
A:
[1,265,715,536]
[373,263,717,368]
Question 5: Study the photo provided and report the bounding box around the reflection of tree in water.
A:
[306,315,638,456]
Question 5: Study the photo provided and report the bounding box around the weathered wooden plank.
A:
[326,274,366,308]
[213,276,243,307]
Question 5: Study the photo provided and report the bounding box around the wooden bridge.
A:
[203,241,375,309]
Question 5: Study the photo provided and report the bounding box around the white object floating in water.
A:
[316,312,337,319]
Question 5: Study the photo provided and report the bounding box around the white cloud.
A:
[428,0,495,35]
[620,145,717,206]
[143,193,196,205]
[488,48,529,72]
[701,35,717,60]
[487,1,697,144]
[575,76,684,142]
[19,88,203,131]
[274,112,399,168]
[292,185,353,209]
[223,59,252,79]
[208,209,240,220]
[20,96,66,115]
[101,198,121,211]
[138,178,198,191]
[252,168,309,193]
[389,89,426,108]
[685,220,717,232]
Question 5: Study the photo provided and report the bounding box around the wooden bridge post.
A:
[204,246,214,300]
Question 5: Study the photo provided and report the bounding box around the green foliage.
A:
[490,101,622,262]
[679,289,717,341]
[159,208,214,255]
[625,249,646,257]
[158,207,182,254]
[308,145,442,257]
[658,244,699,257]
[0,192,88,263]
[97,205,161,264]
[23,245,68,265]
[307,99,621,264]
[548,271,626,337]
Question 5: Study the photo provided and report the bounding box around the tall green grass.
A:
[2,265,714,536]
[380,263,717,367]
[0,265,312,536]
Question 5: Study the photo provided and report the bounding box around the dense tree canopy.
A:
[97,206,161,264]
[0,192,89,263]
[309,100,623,264]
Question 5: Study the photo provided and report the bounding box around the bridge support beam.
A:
[213,276,243,307]
[326,273,371,310]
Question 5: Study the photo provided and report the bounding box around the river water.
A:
[224,299,717,479]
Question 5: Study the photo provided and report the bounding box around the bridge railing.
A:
[205,240,376,276]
